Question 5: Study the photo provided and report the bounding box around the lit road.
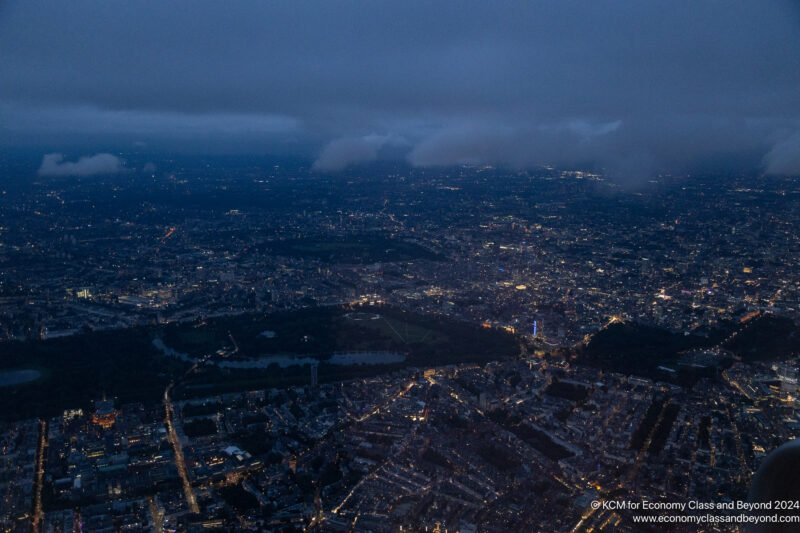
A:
[312,378,423,526]
[161,226,176,242]
[147,495,165,533]
[31,420,47,533]
[354,380,415,423]
[330,410,423,517]
[161,343,230,515]
[164,382,200,514]
[624,400,667,488]
[722,369,752,400]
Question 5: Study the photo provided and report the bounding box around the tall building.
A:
[478,392,488,411]
[310,364,318,388]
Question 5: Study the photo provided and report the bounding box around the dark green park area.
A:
[721,313,800,361]
[578,321,720,385]
[0,326,186,422]
[0,305,518,421]
[250,234,441,263]
[169,305,519,398]
[577,313,800,386]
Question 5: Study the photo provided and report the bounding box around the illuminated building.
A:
[92,399,118,429]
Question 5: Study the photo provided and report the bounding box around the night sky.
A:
[1,1,799,180]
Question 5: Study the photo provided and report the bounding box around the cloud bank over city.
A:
[38,153,124,177]
[2,1,800,179]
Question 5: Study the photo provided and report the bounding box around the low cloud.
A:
[407,119,622,169]
[313,134,406,171]
[764,132,800,176]
[38,153,124,177]
[407,124,514,167]
[404,114,785,184]
[3,2,799,179]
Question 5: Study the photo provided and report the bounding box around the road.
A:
[147,496,165,533]
[31,420,47,533]
[164,381,200,514]
[161,342,228,515]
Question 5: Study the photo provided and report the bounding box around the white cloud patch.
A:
[764,132,800,175]
[38,153,124,177]
[407,124,514,167]
[313,134,406,171]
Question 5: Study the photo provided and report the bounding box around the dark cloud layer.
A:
[2,1,800,179]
